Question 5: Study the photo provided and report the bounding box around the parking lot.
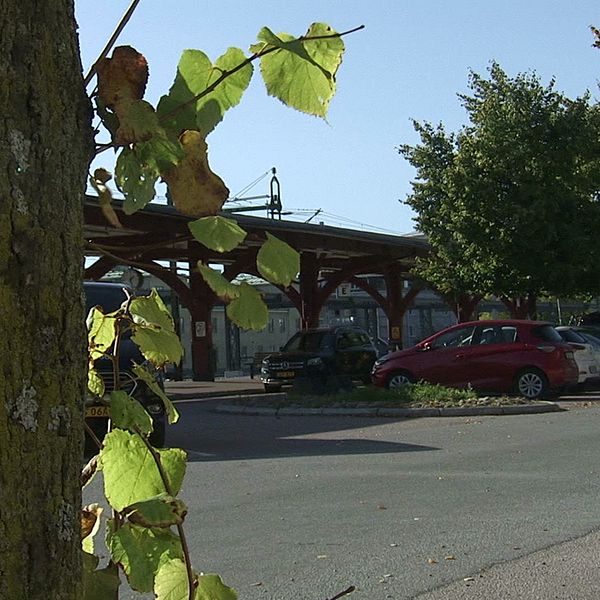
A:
[85,388,600,600]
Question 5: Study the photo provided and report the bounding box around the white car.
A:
[555,326,600,384]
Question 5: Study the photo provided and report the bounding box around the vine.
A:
[82,5,362,598]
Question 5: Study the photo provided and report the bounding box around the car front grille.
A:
[267,360,305,371]
[98,370,137,395]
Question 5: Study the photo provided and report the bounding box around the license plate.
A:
[85,405,110,418]
[277,371,294,378]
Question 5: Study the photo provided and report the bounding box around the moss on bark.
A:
[0,2,93,598]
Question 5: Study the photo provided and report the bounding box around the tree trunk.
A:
[0,2,92,599]
[501,294,538,319]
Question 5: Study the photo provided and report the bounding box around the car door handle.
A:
[455,353,465,359]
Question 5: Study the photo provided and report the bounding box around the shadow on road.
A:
[167,400,439,462]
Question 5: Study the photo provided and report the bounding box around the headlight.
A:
[144,402,163,415]
[373,356,390,368]
[306,357,323,366]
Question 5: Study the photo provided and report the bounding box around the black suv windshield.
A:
[85,285,127,314]
[283,331,333,352]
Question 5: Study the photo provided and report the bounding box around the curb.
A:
[212,400,563,418]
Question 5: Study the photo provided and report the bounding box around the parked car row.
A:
[259,319,600,400]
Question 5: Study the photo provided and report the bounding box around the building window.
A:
[268,319,274,333]
[279,318,286,333]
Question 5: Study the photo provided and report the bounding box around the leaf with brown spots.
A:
[96,46,148,107]
[163,130,229,217]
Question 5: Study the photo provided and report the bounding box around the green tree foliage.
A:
[400,62,600,309]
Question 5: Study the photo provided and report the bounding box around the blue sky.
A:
[76,1,600,234]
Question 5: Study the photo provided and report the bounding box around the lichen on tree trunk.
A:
[0,2,92,598]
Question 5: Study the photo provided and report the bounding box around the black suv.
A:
[84,281,166,447]
[260,326,378,392]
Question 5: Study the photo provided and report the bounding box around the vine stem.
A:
[159,24,365,123]
[140,431,196,599]
[93,24,365,156]
[84,0,143,87]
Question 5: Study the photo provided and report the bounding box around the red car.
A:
[371,320,578,399]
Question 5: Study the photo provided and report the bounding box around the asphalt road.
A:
[85,398,600,599]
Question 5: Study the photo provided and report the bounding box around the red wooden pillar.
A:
[383,267,421,348]
[299,252,321,329]
[188,262,217,381]
[384,267,404,345]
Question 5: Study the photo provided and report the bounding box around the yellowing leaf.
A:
[96,45,148,107]
[81,503,103,554]
[163,130,229,217]
[87,307,118,361]
[131,328,183,367]
[197,262,240,301]
[226,282,268,331]
[130,289,176,333]
[87,367,105,397]
[90,169,122,229]
[188,216,246,252]
[256,233,299,286]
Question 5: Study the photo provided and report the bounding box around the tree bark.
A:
[0,2,92,598]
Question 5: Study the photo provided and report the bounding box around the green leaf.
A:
[87,307,117,361]
[132,363,180,424]
[197,262,240,301]
[115,146,159,214]
[130,289,184,367]
[255,23,344,118]
[109,390,153,436]
[195,574,238,600]
[99,429,187,512]
[138,133,185,174]
[132,328,184,367]
[188,216,247,252]
[157,47,253,137]
[82,551,120,600]
[130,289,176,332]
[87,367,105,397]
[124,493,187,528]
[115,99,161,145]
[226,282,268,331]
[256,232,299,286]
[107,521,184,593]
[154,559,189,600]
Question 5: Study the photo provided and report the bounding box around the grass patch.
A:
[278,382,527,408]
